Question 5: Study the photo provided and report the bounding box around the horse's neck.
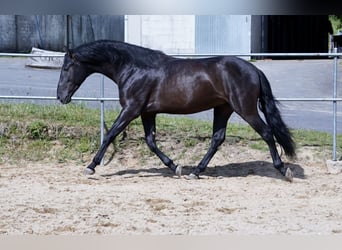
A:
[91,63,123,85]
[92,46,166,85]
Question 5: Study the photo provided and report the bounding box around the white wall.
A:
[125,15,252,55]
[126,15,195,54]
[195,15,251,54]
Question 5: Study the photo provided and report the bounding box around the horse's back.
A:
[145,56,257,114]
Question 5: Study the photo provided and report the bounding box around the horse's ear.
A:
[63,46,73,58]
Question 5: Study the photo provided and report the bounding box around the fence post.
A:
[333,49,338,161]
[100,75,105,165]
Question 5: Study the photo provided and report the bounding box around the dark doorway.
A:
[265,15,333,58]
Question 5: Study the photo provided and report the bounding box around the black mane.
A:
[71,40,171,67]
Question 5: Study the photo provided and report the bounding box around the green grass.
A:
[0,103,103,164]
[0,103,341,164]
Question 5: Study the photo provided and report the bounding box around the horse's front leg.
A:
[141,113,182,176]
[85,107,140,175]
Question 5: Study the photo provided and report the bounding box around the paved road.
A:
[0,57,341,133]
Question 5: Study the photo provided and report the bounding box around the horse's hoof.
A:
[184,173,199,180]
[85,168,95,175]
[175,165,182,177]
[285,168,293,182]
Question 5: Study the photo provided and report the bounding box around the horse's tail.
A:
[258,70,296,158]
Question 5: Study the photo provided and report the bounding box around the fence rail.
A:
[0,96,119,101]
[2,95,342,102]
[0,52,341,161]
[1,52,342,57]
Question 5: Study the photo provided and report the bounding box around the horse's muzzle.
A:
[57,94,71,104]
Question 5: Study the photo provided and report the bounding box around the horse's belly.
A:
[147,96,226,114]
[146,78,227,114]
[174,99,226,114]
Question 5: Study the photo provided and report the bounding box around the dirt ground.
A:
[1,143,342,235]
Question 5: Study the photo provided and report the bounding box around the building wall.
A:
[126,15,252,55]
[2,15,253,54]
[0,15,66,52]
[1,15,331,55]
[67,15,124,49]
[126,15,196,54]
[195,15,251,54]
[0,15,17,52]
[0,15,124,52]
[251,15,263,53]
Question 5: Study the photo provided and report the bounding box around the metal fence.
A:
[0,51,341,161]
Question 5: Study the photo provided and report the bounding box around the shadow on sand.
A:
[101,161,305,181]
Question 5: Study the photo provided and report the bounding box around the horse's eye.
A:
[63,63,73,71]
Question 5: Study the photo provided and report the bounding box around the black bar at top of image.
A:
[0,0,342,15]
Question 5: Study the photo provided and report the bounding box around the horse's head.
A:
[57,48,90,104]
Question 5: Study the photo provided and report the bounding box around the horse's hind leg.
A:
[242,113,293,181]
[189,104,233,179]
[141,113,181,176]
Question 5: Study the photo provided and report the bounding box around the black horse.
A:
[57,40,295,181]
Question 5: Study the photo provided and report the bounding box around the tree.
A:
[329,15,342,34]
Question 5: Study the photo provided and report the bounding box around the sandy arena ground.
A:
[1,144,342,235]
